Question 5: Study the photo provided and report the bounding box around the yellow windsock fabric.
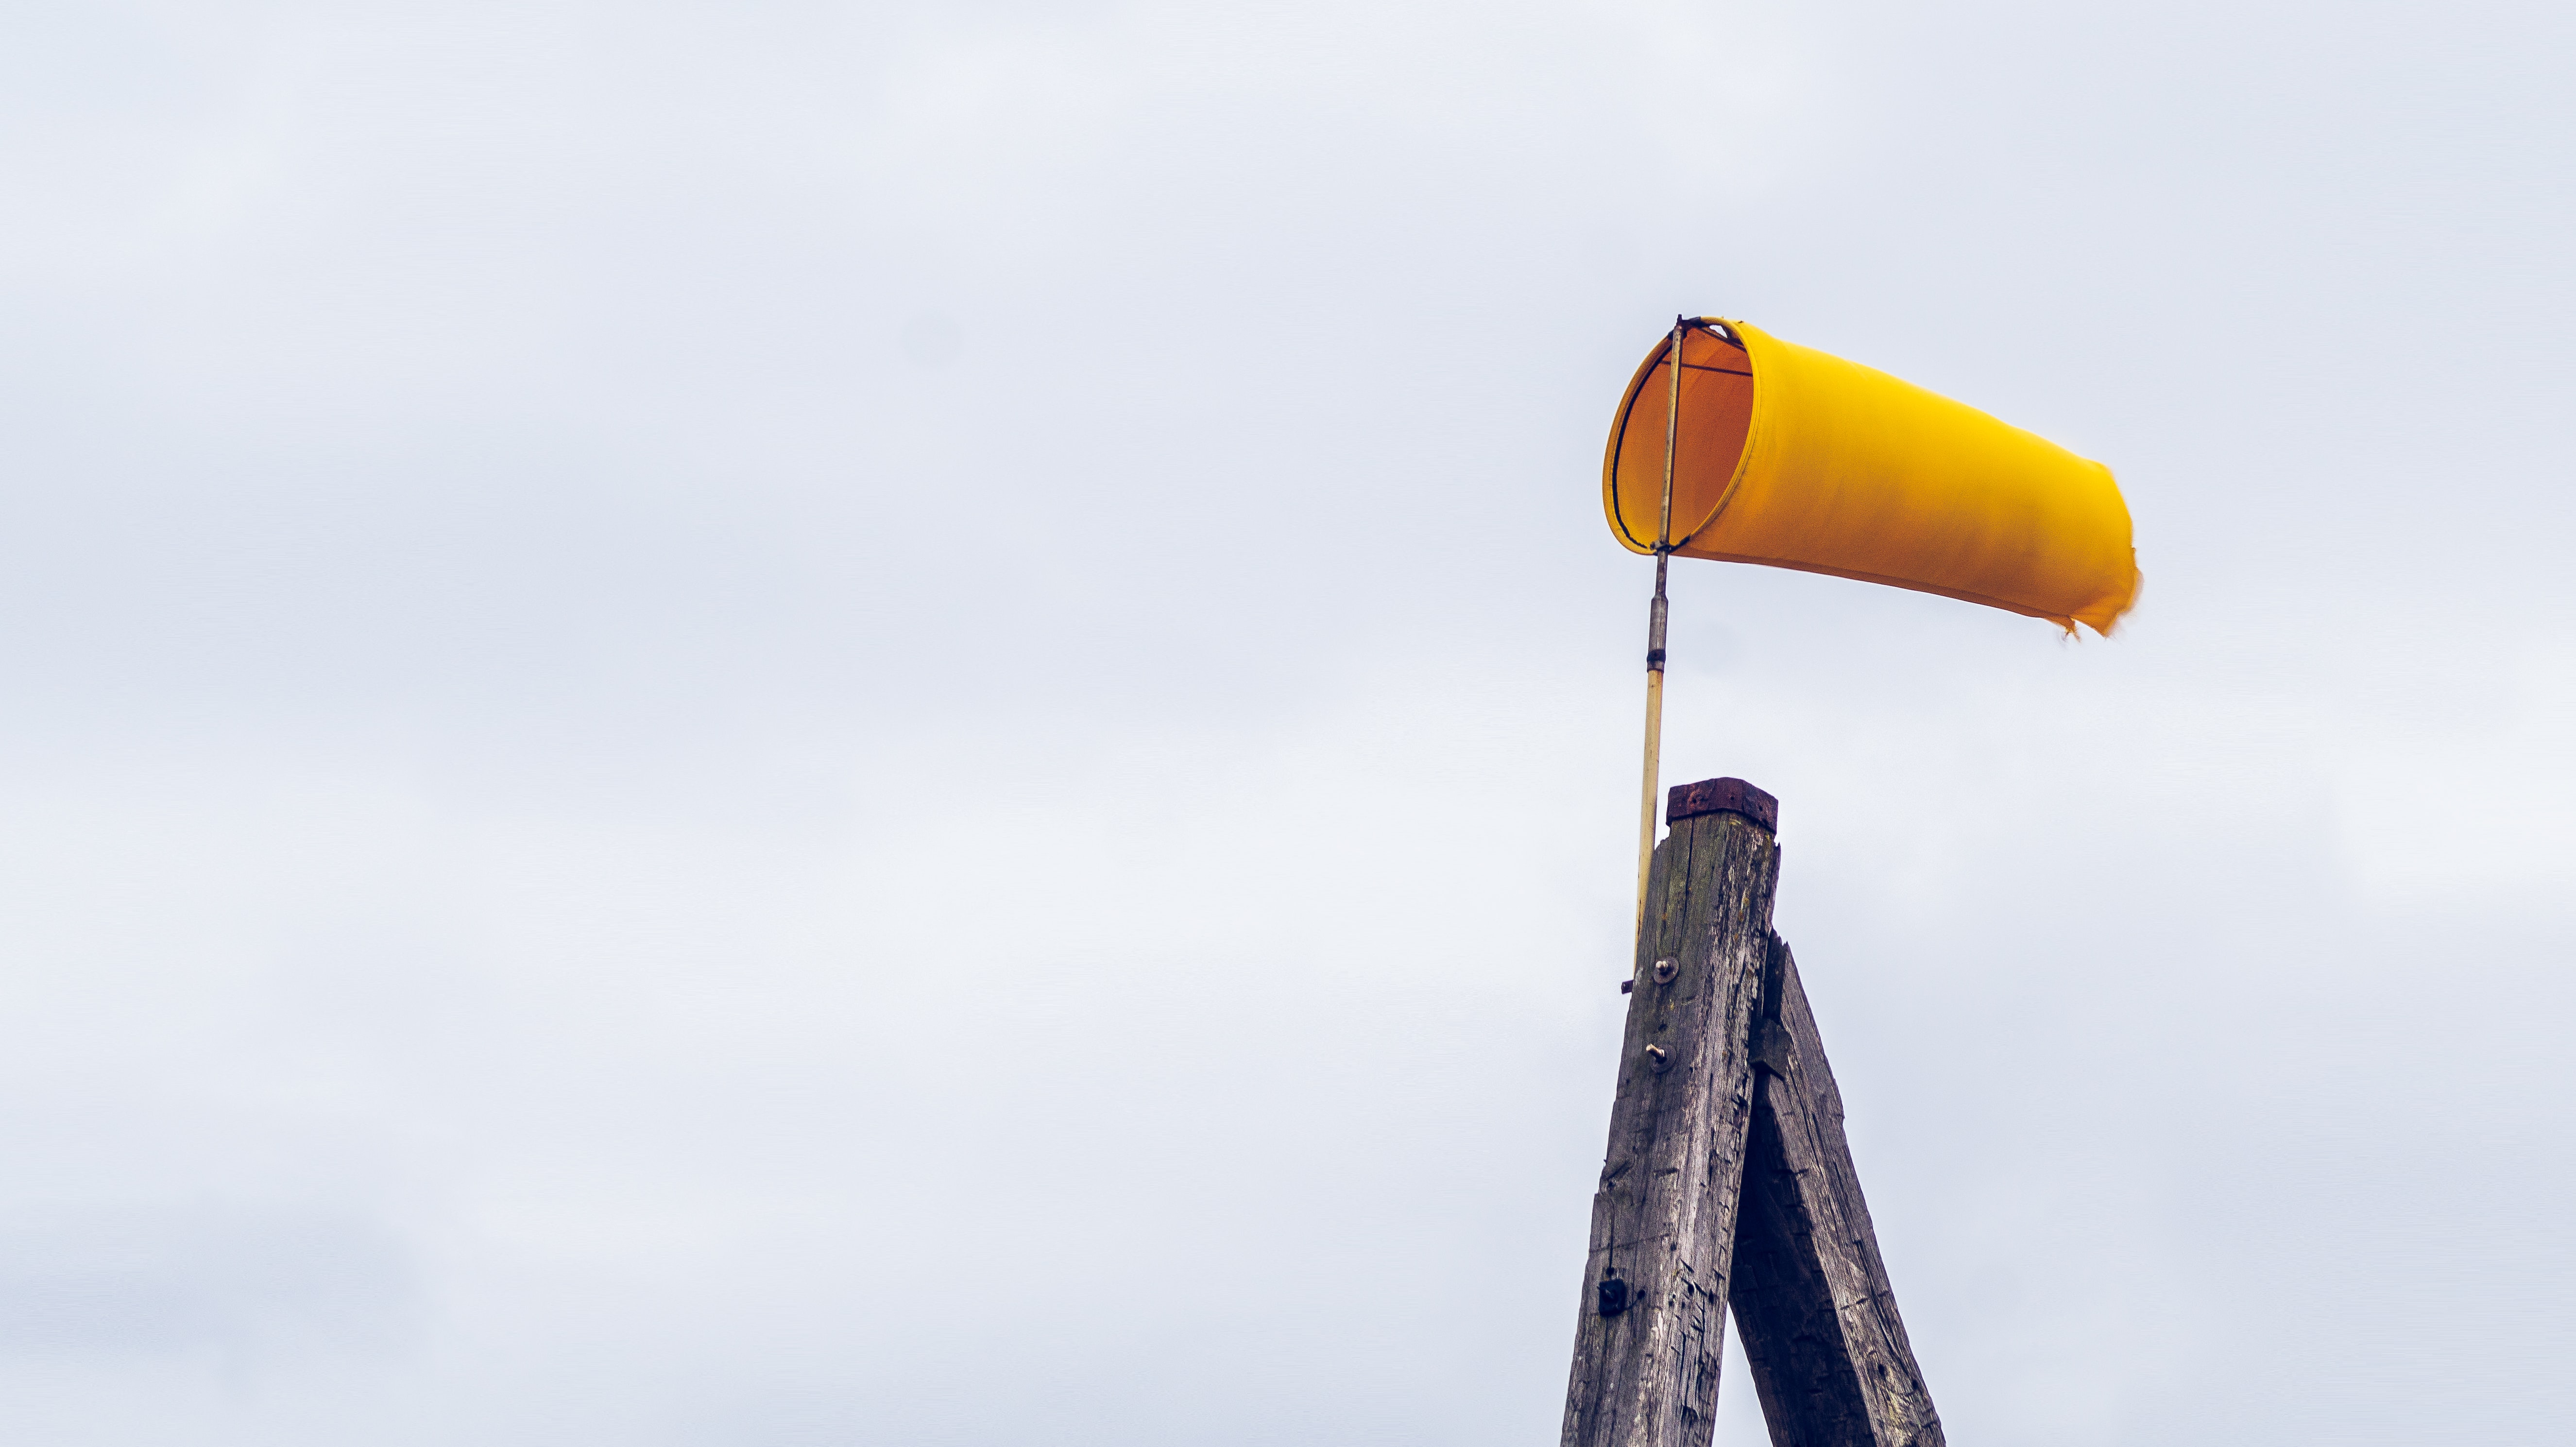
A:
[1603,319,2139,635]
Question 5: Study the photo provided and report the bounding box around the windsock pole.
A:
[1634,316,1685,936]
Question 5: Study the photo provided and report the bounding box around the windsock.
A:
[1604,320,2139,635]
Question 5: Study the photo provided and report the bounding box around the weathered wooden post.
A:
[1563,778,1944,1447]
[1563,778,1780,1447]
[1729,936,1944,1447]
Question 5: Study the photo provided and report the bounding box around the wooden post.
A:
[1563,778,1781,1447]
[1729,938,1945,1447]
[1564,779,1945,1447]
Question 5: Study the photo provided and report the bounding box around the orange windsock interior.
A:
[1605,326,1757,555]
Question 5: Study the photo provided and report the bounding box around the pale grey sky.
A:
[2,1,2570,1443]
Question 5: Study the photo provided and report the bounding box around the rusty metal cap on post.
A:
[1665,776,1778,833]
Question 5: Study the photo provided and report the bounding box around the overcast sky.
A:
[3,0,2571,1443]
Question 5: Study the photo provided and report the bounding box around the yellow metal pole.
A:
[1635,317,1685,937]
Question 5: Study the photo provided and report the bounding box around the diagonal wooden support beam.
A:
[1728,937,1945,1447]
[1562,780,1781,1447]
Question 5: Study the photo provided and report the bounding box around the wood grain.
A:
[1727,936,1945,1447]
[1561,803,1780,1447]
